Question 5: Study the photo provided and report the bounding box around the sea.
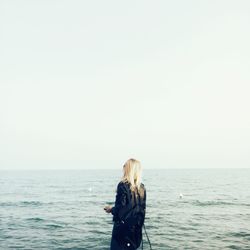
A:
[0,169,250,250]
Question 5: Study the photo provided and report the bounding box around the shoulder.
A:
[117,181,129,192]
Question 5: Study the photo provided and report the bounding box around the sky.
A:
[0,0,249,170]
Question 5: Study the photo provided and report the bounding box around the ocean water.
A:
[0,169,250,250]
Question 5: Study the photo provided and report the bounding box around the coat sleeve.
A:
[111,182,127,218]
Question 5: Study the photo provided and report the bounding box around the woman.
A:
[104,158,146,250]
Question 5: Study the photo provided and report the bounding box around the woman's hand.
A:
[104,205,112,213]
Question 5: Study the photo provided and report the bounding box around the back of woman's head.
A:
[122,158,144,197]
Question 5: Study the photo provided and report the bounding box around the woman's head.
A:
[122,158,143,192]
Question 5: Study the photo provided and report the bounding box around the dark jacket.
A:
[110,181,146,249]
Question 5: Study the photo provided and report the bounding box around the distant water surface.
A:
[0,169,250,249]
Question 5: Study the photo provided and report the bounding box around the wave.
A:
[20,201,43,206]
[191,200,250,207]
[0,201,60,207]
[0,201,44,207]
[26,218,65,229]
[46,224,64,229]
[26,217,45,222]
[228,232,250,238]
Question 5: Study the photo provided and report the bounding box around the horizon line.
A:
[0,167,249,171]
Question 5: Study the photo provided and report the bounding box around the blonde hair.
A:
[121,158,144,198]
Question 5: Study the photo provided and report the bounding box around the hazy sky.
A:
[0,1,249,169]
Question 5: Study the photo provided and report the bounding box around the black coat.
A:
[110,181,146,250]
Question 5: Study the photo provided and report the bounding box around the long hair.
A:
[121,158,145,198]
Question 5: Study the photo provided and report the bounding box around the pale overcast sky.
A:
[0,1,249,169]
